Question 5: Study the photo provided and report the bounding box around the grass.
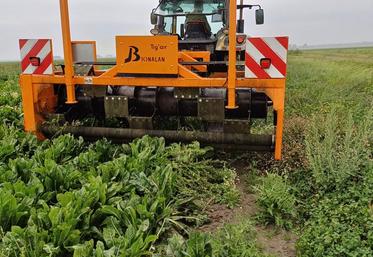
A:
[280,48,373,256]
[230,48,372,256]
[286,49,373,118]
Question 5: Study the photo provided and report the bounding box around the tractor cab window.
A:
[155,0,225,16]
[155,0,226,39]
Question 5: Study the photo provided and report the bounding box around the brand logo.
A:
[124,45,166,64]
[124,46,140,63]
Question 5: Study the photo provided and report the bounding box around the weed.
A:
[296,110,373,256]
[161,220,270,257]
[254,174,297,230]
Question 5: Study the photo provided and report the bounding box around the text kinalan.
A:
[141,56,166,63]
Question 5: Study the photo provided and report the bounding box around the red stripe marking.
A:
[249,38,287,76]
[34,53,53,75]
[275,37,289,50]
[19,39,27,49]
[245,52,271,79]
[21,39,49,72]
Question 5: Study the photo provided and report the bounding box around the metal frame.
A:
[19,0,286,160]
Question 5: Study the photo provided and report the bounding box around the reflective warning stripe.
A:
[245,37,289,79]
[19,39,53,75]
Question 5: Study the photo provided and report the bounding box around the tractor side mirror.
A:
[151,12,158,25]
[256,9,264,25]
[212,13,223,23]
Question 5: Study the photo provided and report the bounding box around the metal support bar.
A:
[75,61,245,66]
[20,75,37,133]
[60,0,77,104]
[227,0,238,109]
[29,74,286,89]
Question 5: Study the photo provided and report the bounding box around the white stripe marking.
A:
[246,40,265,64]
[265,63,284,78]
[22,40,52,74]
[245,66,257,78]
[20,39,38,59]
[24,64,37,74]
[262,37,288,62]
[43,64,53,75]
[36,41,51,60]
[246,40,284,78]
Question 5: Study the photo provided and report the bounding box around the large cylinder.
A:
[40,125,274,151]
[114,87,262,119]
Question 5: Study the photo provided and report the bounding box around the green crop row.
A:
[0,61,270,257]
[0,125,240,256]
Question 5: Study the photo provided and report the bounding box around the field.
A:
[0,48,372,256]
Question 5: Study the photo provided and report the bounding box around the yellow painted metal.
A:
[261,85,286,160]
[20,0,287,160]
[179,51,210,62]
[116,36,178,74]
[178,64,203,79]
[30,74,285,89]
[20,75,57,139]
[59,0,77,104]
[24,72,286,159]
[179,52,208,72]
[226,0,238,109]
[20,75,37,132]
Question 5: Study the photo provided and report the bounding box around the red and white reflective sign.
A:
[19,39,53,75]
[245,37,289,79]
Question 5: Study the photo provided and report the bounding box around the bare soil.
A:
[256,226,297,257]
[199,160,297,257]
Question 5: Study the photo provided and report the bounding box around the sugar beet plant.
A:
[0,127,238,257]
[0,65,241,257]
[0,70,22,128]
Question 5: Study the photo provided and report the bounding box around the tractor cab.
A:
[151,0,264,56]
[151,0,226,51]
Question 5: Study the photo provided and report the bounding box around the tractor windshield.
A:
[155,0,226,16]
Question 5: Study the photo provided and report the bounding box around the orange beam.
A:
[20,75,37,132]
[227,0,237,109]
[179,52,207,72]
[30,74,285,89]
[178,64,203,79]
[263,87,286,160]
[60,0,77,104]
[179,51,210,62]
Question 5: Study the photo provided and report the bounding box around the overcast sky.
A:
[0,0,372,61]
